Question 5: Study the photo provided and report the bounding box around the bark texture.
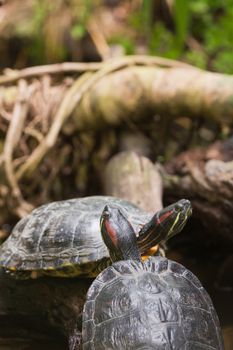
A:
[0,269,91,349]
[164,138,233,243]
[73,65,233,129]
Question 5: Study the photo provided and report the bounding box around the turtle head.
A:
[100,205,141,263]
[138,199,192,254]
[157,199,192,239]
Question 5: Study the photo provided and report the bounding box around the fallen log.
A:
[163,137,233,243]
[0,268,91,349]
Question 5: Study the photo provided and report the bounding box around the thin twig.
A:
[115,55,194,69]
[16,72,92,179]
[87,18,111,60]
[3,80,29,197]
[0,55,193,86]
[0,154,4,167]
[0,106,11,120]
[13,155,28,168]
[24,127,44,143]
[3,79,34,215]
[0,62,101,85]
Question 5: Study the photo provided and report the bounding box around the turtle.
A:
[0,196,191,279]
[82,204,224,350]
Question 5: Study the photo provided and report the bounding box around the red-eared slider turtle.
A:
[0,196,191,279]
[82,204,224,350]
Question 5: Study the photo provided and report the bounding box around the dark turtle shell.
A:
[82,256,224,349]
[0,196,150,277]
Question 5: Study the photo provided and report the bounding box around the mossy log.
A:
[73,65,233,129]
[1,59,233,135]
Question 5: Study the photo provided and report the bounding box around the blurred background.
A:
[0,0,233,349]
[0,0,233,73]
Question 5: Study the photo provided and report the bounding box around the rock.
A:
[103,151,163,213]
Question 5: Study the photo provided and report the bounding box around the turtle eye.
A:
[102,210,110,219]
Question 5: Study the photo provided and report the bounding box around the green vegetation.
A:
[117,0,233,73]
[1,0,233,73]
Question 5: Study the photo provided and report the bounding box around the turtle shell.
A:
[0,196,150,276]
[82,256,224,350]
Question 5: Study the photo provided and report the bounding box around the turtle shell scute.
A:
[83,256,224,350]
[0,196,150,272]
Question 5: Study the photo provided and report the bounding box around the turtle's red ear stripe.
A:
[104,220,118,247]
[156,210,173,225]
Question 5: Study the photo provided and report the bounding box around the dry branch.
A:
[0,55,190,86]
[73,65,233,129]
[0,62,101,85]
